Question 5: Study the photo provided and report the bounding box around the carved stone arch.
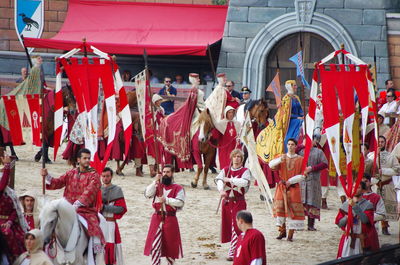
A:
[243,12,358,99]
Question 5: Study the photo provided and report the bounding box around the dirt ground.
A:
[13,144,399,265]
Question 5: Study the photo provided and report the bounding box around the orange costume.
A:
[269,154,305,230]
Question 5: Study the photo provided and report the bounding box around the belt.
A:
[225,196,245,202]
[0,215,9,220]
[105,217,115,222]
[155,211,176,216]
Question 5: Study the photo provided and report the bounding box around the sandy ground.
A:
[12,144,399,265]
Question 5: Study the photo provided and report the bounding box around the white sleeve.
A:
[166,189,185,208]
[144,181,157,198]
[250,258,263,265]
[231,169,251,187]
[381,168,396,177]
[269,156,282,169]
[216,170,225,192]
[287,175,306,185]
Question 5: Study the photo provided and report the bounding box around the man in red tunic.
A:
[234,210,266,265]
[335,182,379,258]
[101,167,127,265]
[216,149,251,261]
[41,148,104,258]
[0,156,27,263]
[362,174,386,223]
[144,164,185,265]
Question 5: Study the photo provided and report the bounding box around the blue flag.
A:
[289,51,310,89]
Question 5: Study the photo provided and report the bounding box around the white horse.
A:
[40,198,89,265]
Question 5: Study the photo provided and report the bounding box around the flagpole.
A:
[143,49,161,174]
[299,32,307,136]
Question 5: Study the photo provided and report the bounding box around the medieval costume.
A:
[216,166,251,259]
[18,191,40,230]
[335,199,379,258]
[45,167,104,251]
[101,184,127,265]
[13,229,53,265]
[0,162,28,262]
[283,80,303,150]
[212,106,241,170]
[233,228,266,265]
[144,180,185,264]
[362,191,386,222]
[269,153,305,241]
[299,145,328,229]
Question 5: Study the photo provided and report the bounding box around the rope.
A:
[46,234,57,259]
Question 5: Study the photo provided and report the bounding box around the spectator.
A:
[226,80,242,100]
[15,67,27,83]
[241,86,252,104]
[158,77,177,115]
[148,70,160,84]
[385,79,394,90]
[378,89,400,125]
[122,70,132,82]
[173,74,187,85]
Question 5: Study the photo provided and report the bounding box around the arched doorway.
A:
[265,32,336,106]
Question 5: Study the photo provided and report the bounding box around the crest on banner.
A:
[14,0,44,53]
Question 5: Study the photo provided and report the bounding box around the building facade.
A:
[217,0,400,99]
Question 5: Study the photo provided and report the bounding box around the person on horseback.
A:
[216,149,251,261]
[41,148,104,261]
[18,190,40,230]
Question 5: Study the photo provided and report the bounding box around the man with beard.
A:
[19,191,40,230]
[101,167,127,265]
[144,164,185,265]
[41,148,104,262]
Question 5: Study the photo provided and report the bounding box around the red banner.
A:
[3,96,23,145]
[27,94,42,147]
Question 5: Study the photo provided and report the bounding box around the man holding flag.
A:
[144,164,185,265]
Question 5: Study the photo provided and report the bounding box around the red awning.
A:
[24,0,227,56]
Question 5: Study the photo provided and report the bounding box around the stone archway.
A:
[243,11,358,99]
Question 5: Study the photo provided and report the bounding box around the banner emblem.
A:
[14,0,44,53]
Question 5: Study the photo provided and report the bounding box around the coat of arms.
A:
[14,0,44,53]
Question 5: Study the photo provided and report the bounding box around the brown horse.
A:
[191,108,216,189]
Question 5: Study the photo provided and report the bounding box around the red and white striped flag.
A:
[53,61,64,160]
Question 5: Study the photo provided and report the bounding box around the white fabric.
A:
[268,156,282,169]
[215,167,251,195]
[152,94,163,104]
[287,174,305,185]
[276,216,304,230]
[20,259,30,265]
[378,101,400,124]
[340,222,362,258]
[104,221,116,243]
[250,258,263,265]
[321,186,329,199]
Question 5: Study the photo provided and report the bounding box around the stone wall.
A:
[217,0,400,94]
[0,0,213,53]
[387,13,400,89]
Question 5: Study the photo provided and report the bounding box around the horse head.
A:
[248,99,269,128]
[39,199,60,245]
[198,108,214,143]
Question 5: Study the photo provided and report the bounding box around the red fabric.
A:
[3,96,23,145]
[212,122,238,169]
[26,94,42,147]
[158,88,198,165]
[226,91,240,109]
[46,168,104,242]
[144,183,184,259]
[363,192,382,216]
[24,215,35,230]
[24,0,227,56]
[233,229,266,265]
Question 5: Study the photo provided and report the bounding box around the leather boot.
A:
[382,221,391,235]
[149,165,156,178]
[340,195,346,204]
[276,224,286,240]
[321,198,328,209]
[287,229,295,242]
[136,166,143,177]
[308,217,316,231]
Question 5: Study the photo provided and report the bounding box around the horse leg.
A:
[191,166,201,188]
[202,153,212,190]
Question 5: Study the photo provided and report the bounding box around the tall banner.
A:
[266,71,281,107]
[134,70,155,146]
[14,0,44,53]
[26,94,41,146]
[2,96,23,145]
